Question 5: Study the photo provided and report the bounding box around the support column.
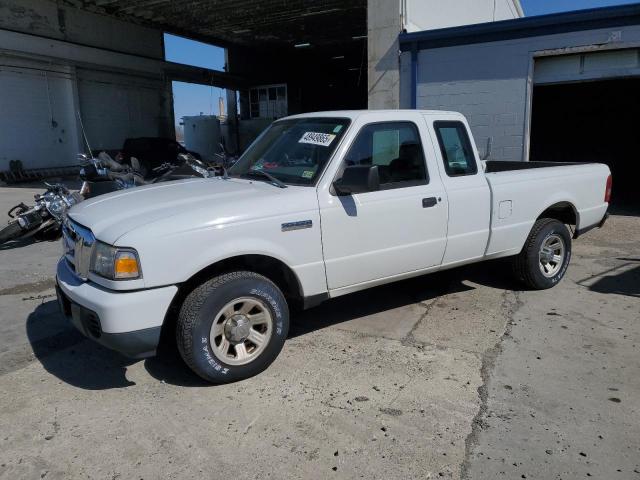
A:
[367,0,402,109]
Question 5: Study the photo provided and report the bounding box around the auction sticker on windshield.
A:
[299,132,336,147]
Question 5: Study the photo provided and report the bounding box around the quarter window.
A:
[342,122,428,188]
[434,121,478,177]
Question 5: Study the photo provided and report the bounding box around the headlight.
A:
[91,241,142,280]
[47,197,66,218]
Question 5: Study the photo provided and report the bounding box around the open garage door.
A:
[531,50,640,212]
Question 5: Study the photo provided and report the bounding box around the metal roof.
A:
[400,2,640,52]
[61,0,366,49]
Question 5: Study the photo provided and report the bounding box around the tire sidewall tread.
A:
[513,218,572,290]
[176,271,289,384]
[0,221,23,244]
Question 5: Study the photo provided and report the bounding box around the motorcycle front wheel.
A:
[0,221,23,244]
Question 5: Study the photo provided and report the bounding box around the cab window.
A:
[342,122,428,189]
[434,121,478,177]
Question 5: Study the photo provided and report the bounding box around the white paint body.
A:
[57,110,610,334]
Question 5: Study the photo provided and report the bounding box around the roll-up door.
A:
[534,48,640,85]
[0,56,80,170]
[77,69,163,151]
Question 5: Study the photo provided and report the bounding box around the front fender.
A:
[117,211,328,297]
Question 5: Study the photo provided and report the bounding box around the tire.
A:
[34,223,62,241]
[176,271,289,384]
[0,221,23,244]
[513,218,572,290]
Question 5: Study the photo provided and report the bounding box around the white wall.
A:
[0,56,81,169]
[0,0,173,171]
[404,0,523,32]
[77,69,164,151]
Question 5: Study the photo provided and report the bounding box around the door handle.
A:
[422,197,438,208]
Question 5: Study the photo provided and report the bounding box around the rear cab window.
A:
[434,121,478,177]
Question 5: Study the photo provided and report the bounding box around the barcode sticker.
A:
[299,132,336,147]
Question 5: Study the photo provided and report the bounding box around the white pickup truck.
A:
[56,110,611,383]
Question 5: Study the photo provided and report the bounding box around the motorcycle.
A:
[79,152,216,199]
[1,152,217,245]
[153,153,217,181]
[0,183,82,245]
[78,153,146,199]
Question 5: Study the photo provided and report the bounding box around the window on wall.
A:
[249,84,287,119]
[163,33,225,71]
[434,121,478,177]
[342,122,428,188]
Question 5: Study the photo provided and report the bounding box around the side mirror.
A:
[333,165,380,195]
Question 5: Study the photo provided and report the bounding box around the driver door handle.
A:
[422,197,438,208]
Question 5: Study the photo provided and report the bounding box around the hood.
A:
[68,177,295,245]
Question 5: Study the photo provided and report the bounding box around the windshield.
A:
[229,117,351,186]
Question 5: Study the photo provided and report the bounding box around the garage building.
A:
[399,3,640,208]
[0,0,521,175]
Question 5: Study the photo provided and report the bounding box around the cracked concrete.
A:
[0,185,638,479]
[463,215,640,480]
[461,290,523,478]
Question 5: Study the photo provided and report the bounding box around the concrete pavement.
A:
[0,186,638,480]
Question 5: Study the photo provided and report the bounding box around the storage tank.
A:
[182,115,221,161]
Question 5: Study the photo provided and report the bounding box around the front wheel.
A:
[512,218,572,290]
[0,221,23,244]
[176,271,289,384]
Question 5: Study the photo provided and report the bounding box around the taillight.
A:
[604,174,612,203]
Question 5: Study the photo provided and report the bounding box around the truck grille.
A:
[85,313,102,339]
[62,218,95,280]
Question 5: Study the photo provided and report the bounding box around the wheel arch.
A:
[536,201,579,232]
[188,252,301,298]
[161,254,304,339]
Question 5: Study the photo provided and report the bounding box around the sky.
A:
[521,0,638,16]
[166,0,637,127]
[164,34,226,125]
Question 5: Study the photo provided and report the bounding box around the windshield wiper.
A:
[241,170,287,188]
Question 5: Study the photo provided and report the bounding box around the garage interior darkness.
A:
[529,78,640,212]
[68,0,369,115]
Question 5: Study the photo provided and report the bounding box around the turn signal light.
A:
[114,251,140,279]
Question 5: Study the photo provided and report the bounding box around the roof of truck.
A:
[282,110,461,121]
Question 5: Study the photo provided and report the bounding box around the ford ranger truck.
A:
[56,110,611,383]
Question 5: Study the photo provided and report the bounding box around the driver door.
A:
[319,118,448,291]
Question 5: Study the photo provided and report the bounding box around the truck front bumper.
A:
[56,258,178,359]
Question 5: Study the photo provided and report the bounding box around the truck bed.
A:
[482,161,610,258]
[485,160,586,173]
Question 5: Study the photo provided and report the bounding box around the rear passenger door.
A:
[429,118,491,265]
[319,117,448,291]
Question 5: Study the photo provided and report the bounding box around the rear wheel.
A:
[513,218,572,290]
[0,221,23,244]
[176,271,289,384]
